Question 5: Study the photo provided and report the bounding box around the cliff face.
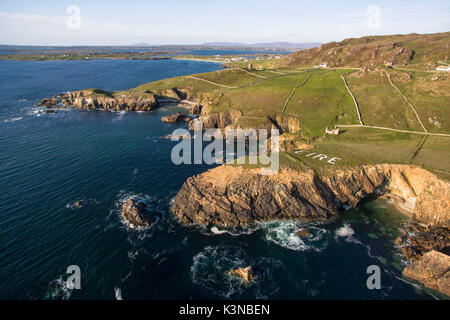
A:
[188,108,302,135]
[402,250,450,297]
[37,89,203,113]
[37,90,159,111]
[171,164,449,227]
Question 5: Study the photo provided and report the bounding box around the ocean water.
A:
[0,59,436,300]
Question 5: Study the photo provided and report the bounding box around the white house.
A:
[436,65,450,72]
[319,63,327,68]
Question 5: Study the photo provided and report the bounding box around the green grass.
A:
[347,70,423,131]
[285,69,359,137]
[390,70,450,133]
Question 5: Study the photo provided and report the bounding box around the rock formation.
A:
[397,226,450,260]
[37,90,159,112]
[161,113,190,123]
[122,198,150,227]
[296,228,312,238]
[171,164,449,227]
[403,250,450,297]
[226,266,254,284]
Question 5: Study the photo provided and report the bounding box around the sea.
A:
[0,57,438,300]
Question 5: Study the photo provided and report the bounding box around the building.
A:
[436,65,450,72]
[319,63,327,68]
[324,126,340,135]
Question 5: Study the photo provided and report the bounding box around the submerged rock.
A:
[295,228,312,238]
[161,112,190,123]
[122,198,150,227]
[403,250,450,297]
[226,266,254,284]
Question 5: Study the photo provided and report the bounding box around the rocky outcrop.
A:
[122,198,150,227]
[295,228,312,238]
[188,109,243,131]
[397,226,450,260]
[226,266,254,284]
[161,113,190,123]
[403,250,450,297]
[37,90,159,112]
[171,164,450,227]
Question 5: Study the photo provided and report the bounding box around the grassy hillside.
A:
[282,32,450,69]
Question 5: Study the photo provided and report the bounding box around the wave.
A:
[114,287,123,300]
[335,223,355,238]
[207,225,260,237]
[262,221,328,252]
[4,117,23,123]
[112,110,127,122]
[190,245,284,299]
[44,275,73,300]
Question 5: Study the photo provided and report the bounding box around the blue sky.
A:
[0,0,449,45]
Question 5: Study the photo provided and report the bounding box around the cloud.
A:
[0,11,132,44]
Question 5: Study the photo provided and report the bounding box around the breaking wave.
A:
[190,246,283,298]
[262,221,328,252]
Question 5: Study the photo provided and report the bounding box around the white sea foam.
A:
[208,226,259,236]
[112,110,127,121]
[262,221,328,252]
[45,276,73,300]
[190,246,249,298]
[335,224,355,237]
[190,246,284,299]
[114,287,123,300]
[4,117,23,123]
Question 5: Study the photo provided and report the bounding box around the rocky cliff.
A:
[402,250,450,297]
[36,89,203,113]
[171,164,449,227]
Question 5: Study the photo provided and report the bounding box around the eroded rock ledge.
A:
[36,89,203,114]
[171,164,449,227]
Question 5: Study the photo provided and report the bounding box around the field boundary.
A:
[341,73,364,126]
[186,76,238,89]
[337,124,450,137]
[281,74,312,113]
[384,69,428,133]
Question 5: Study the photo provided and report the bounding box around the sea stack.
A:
[122,198,150,227]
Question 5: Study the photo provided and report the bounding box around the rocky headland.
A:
[171,163,450,296]
[36,89,203,114]
[171,164,449,227]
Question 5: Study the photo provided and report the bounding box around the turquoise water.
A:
[0,59,434,300]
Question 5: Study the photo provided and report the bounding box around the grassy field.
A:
[285,69,359,136]
[388,70,450,133]
[346,70,424,131]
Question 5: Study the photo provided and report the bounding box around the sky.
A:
[0,0,449,46]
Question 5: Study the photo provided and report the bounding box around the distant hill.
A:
[202,42,320,50]
[125,42,320,50]
[283,32,450,68]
